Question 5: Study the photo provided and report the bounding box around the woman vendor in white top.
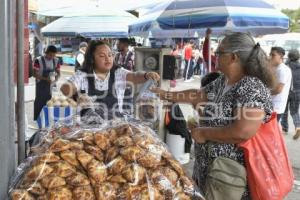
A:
[60,40,160,120]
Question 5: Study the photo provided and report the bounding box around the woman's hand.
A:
[191,128,206,144]
[145,72,160,81]
[150,87,170,101]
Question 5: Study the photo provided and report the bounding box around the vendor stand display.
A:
[9,120,204,200]
[36,96,77,129]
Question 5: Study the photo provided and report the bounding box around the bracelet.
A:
[144,72,149,80]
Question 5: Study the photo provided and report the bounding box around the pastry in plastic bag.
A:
[174,192,191,200]
[48,186,72,200]
[120,146,145,162]
[108,156,127,175]
[122,163,146,184]
[113,135,133,147]
[51,161,76,178]
[40,175,66,189]
[153,167,178,185]
[180,176,195,193]
[87,159,107,184]
[66,172,90,186]
[114,124,132,136]
[37,152,61,163]
[94,182,117,200]
[36,194,48,200]
[76,150,94,169]
[132,133,156,148]
[9,122,205,200]
[94,131,111,150]
[118,185,141,200]
[78,131,95,145]
[140,184,164,200]
[25,163,54,180]
[137,151,161,168]
[84,144,104,162]
[60,150,80,167]
[105,146,119,163]
[49,138,71,152]
[73,185,95,200]
[151,169,175,197]
[166,157,185,176]
[11,189,35,200]
[19,181,46,196]
[109,174,127,183]
[108,128,118,142]
[69,140,84,150]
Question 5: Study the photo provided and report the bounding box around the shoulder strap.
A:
[41,56,47,69]
[125,51,133,65]
[53,59,56,70]
[115,53,120,64]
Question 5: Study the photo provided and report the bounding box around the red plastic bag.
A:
[239,113,294,200]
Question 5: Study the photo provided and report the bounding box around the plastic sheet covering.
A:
[135,80,160,131]
[9,119,205,200]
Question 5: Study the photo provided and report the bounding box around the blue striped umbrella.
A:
[129,0,289,38]
[41,10,137,38]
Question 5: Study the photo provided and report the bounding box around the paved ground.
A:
[24,66,300,199]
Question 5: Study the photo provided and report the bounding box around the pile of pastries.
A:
[47,96,77,107]
[10,124,203,200]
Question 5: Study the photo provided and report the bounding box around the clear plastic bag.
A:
[135,80,161,131]
[9,121,205,200]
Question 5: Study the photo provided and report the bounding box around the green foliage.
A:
[282,8,300,32]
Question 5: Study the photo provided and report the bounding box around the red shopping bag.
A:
[239,113,294,200]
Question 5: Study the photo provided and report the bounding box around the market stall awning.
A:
[41,10,137,38]
[129,0,289,38]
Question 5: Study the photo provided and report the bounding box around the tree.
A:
[282,8,300,32]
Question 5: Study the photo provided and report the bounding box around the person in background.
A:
[203,28,217,73]
[115,38,134,71]
[152,32,274,199]
[60,40,159,120]
[193,46,202,75]
[183,40,194,82]
[270,47,292,122]
[74,42,88,71]
[33,45,60,120]
[280,49,300,139]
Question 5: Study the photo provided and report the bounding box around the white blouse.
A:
[68,67,130,111]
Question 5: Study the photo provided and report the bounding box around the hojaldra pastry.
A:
[84,144,104,162]
[60,150,80,167]
[48,138,71,152]
[10,123,203,200]
[73,185,95,200]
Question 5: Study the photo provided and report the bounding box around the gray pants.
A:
[281,91,300,131]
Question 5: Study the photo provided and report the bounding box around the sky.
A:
[37,0,300,14]
[265,0,300,9]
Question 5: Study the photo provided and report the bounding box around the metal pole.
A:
[208,35,211,73]
[0,0,16,198]
[17,0,25,164]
